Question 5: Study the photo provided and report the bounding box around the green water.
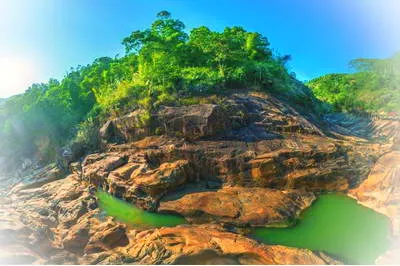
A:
[98,192,391,264]
[96,191,186,227]
[252,194,391,264]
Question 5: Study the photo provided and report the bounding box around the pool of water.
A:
[97,191,391,264]
[96,191,186,227]
[252,194,391,264]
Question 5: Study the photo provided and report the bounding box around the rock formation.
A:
[0,92,397,264]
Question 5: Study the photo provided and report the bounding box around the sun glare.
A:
[0,57,37,98]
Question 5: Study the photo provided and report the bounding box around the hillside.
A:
[0,11,320,170]
[1,10,400,266]
[307,53,400,115]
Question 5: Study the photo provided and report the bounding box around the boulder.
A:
[159,187,315,226]
[100,109,152,144]
[156,104,230,140]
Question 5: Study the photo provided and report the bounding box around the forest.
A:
[308,53,400,114]
[0,11,398,166]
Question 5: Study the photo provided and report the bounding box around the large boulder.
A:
[100,109,152,144]
[159,187,315,226]
[156,104,230,140]
[82,149,193,210]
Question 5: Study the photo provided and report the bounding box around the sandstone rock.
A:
[99,120,119,144]
[101,110,152,144]
[349,151,400,235]
[0,91,391,264]
[156,104,230,140]
[82,153,128,186]
[371,119,400,148]
[159,187,315,226]
[62,218,91,253]
[111,225,340,264]
[85,222,129,254]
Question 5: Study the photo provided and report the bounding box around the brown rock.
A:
[62,218,90,253]
[82,153,128,186]
[349,151,400,235]
[156,104,230,140]
[112,225,339,264]
[159,187,315,226]
[85,222,129,254]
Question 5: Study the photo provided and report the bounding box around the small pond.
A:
[97,191,186,227]
[252,194,391,264]
[98,192,391,264]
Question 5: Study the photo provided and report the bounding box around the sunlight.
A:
[0,57,38,98]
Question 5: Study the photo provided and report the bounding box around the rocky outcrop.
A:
[0,173,339,265]
[100,109,152,144]
[82,133,382,213]
[1,92,394,264]
[371,119,400,148]
[97,225,340,265]
[159,187,315,226]
[99,93,327,145]
[81,149,194,210]
[349,151,400,235]
[156,104,230,140]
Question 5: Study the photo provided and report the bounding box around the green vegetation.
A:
[97,191,186,227]
[0,11,299,165]
[307,53,400,114]
[253,194,391,264]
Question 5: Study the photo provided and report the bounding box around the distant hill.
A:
[307,53,400,115]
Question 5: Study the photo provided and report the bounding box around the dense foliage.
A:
[307,53,400,114]
[0,11,297,165]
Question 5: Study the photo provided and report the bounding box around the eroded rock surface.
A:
[159,187,315,226]
[101,225,340,265]
[350,151,400,234]
[0,92,394,264]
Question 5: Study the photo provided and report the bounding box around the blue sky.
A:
[1,0,399,98]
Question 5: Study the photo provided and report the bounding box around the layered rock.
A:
[85,225,340,265]
[159,187,315,226]
[82,133,381,212]
[0,173,340,265]
[155,104,230,140]
[349,151,400,234]
[1,91,394,264]
[81,148,194,210]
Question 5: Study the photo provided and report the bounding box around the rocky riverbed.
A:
[0,92,399,264]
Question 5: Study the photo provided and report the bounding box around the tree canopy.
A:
[0,11,303,165]
[307,53,400,114]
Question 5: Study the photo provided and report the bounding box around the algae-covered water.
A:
[98,191,391,264]
[96,191,186,227]
[253,194,391,264]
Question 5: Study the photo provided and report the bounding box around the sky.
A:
[0,0,399,98]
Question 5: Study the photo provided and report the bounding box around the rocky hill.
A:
[1,91,399,264]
